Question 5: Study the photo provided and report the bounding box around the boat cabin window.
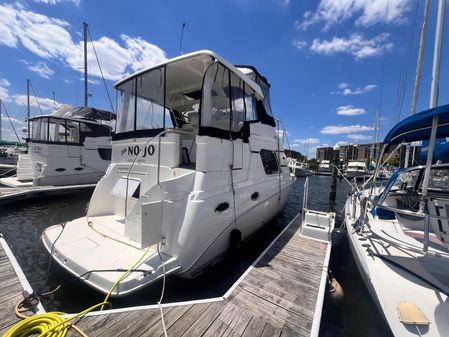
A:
[66,121,80,144]
[114,57,268,141]
[201,63,251,135]
[260,149,279,175]
[116,67,175,138]
[428,168,449,191]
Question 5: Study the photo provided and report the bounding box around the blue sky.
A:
[0,0,448,158]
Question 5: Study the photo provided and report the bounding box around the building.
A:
[316,147,334,162]
[339,145,356,162]
[338,142,383,163]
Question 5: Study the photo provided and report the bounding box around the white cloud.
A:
[333,82,376,95]
[35,0,81,6]
[334,141,349,149]
[311,33,393,59]
[297,0,411,31]
[293,137,320,145]
[12,94,62,111]
[292,39,307,50]
[336,105,366,116]
[27,61,55,79]
[321,124,374,134]
[0,4,167,81]
[1,116,23,124]
[347,133,372,140]
[0,78,11,101]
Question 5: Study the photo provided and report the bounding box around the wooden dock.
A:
[0,183,96,206]
[0,214,331,337]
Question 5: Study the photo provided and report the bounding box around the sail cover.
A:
[383,104,449,148]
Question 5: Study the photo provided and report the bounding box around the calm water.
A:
[0,176,392,336]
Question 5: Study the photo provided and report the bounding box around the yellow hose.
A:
[5,223,155,336]
[3,301,109,337]
[102,245,153,309]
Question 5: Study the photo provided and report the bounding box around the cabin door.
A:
[232,139,243,170]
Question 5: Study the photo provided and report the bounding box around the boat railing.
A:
[124,128,196,219]
[302,177,309,222]
[357,192,449,256]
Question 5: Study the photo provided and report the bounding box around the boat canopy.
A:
[383,104,449,147]
[112,50,276,141]
[31,105,116,123]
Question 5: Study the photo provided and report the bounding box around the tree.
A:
[308,158,319,172]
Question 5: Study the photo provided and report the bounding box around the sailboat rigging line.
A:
[87,26,115,113]
[1,101,21,143]
[394,0,420,123]
[376,0,389,136]
[29,80,44,116]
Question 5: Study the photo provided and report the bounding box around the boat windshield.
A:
[114,56,262,141]
[30,117,109,145]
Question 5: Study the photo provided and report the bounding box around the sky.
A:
[0,0,448,158]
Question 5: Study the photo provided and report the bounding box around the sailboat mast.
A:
[0,99,2,142]
[421,0,446,205]
[27,79,30,140]
[83,22,88,107]
[430,0,446,108]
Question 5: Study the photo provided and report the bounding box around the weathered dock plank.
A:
[0,213,331,337]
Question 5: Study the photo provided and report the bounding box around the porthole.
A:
[55,168,66,172]
[215,202,230,213]
[74,167,84,171]
[251,192,259,201]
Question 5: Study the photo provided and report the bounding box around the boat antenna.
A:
[83,21,89,107]
[179,22,186,55]
[53,91,56,105]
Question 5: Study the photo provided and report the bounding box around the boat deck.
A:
[0,214,331,337]
[0,183,96,205]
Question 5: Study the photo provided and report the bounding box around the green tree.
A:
[308,158,319,171]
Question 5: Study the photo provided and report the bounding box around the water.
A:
[0,176,392,336]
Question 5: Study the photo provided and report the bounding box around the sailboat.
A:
[345,1,449,335]
[41,50,295,296]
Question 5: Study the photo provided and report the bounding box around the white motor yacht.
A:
[294,161,313,177]
[345,161,369,180]
[2,105,114,186]
[41,50,295,297]
[345,104,449,337]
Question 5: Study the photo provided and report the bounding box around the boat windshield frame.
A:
[112,51,275,142]
[29,116,110,146]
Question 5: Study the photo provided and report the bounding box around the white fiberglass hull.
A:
[345,195,449,337]
[42,179,293,296]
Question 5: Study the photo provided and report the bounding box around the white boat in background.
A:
[344,161,369,180]
[345,104,449,337]
[287,158,313,177]
[295,161,313,177]
[1,105,114,186]
[42,50,295,297]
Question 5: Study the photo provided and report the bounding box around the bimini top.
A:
[113,50,264,98]
[383,104,449,148]
[30,105,115,123]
